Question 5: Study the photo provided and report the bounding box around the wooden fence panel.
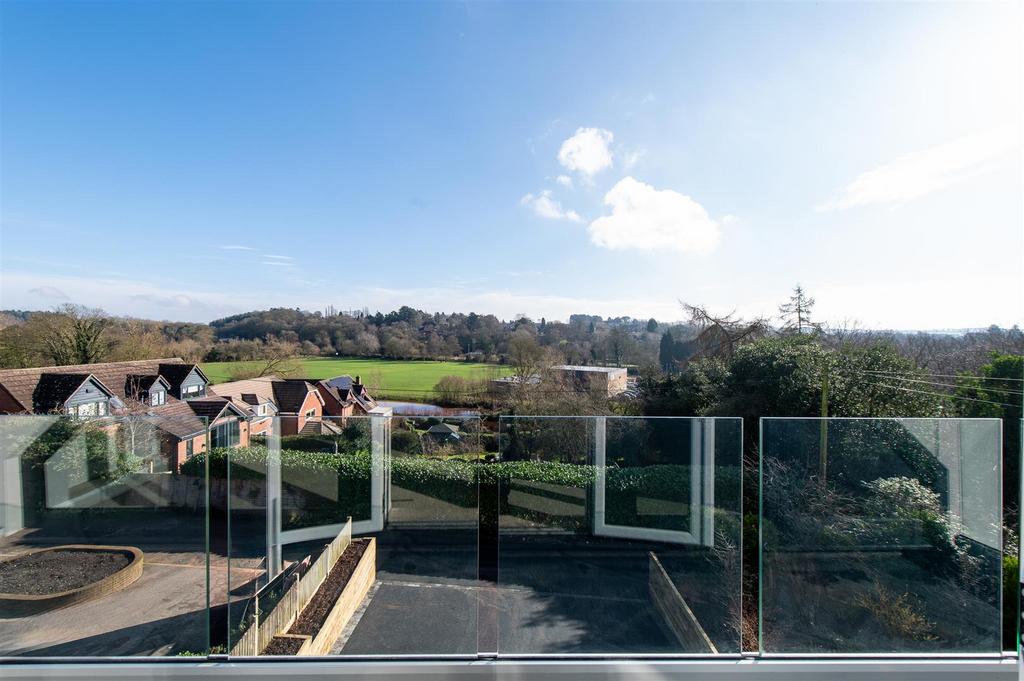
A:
[230,518,352,656]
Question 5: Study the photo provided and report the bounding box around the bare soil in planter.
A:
[0,549,131,595]
[264,636,305,655]
[290,539,369,638]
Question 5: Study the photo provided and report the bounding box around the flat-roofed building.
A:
[552,365,628,396]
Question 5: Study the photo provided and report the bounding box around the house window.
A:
[68,400,108,418]
[258,403,268,416]
[185,439,194,459]
[211,420,240,448]
[305,408,317,418]
[182,384,205,398]
[150,390,166,406]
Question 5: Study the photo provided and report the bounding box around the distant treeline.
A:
[1,304,1021,380]
[204,306,666,366]
[0,305,671,369]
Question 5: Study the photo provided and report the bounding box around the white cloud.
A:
[558,127,614,177]
[623,148,646,169]
[588,177,721,254]
[130,293,204,309]
[555,175,574,189]
[262,254,294,261]
[1,271,272,321]
[219,244,257,251]
[817,127,1017,211]
[28,285,70,301]
[520,190,583,223]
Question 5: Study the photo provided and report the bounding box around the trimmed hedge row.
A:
[183,447,741,530]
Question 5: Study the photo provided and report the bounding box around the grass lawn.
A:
[201,357,510,400]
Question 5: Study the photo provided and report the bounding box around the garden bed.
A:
[0,545,144,617]
[291,539,370,638]
[255,536,376,656]
[263,634,308,655]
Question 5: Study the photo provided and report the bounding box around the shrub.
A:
[21,419,143,491]
[279,435,338,452]
[391,429,422,455]
[855,583,937,641]
[1003,553,1019,651]
[184,446,742,531]
[863,477,941,518]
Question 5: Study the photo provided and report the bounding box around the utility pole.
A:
[819,366,829,487]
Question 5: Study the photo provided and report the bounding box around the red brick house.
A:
[211,375,380,435]
[209,378,280,437]
[0,358,249,471]
[312,375,379,418]
[271,379,331,435]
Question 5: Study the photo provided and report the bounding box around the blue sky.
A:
[1,1,1020,328]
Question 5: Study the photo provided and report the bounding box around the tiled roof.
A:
[314,380,346,403]
[210,378,280,417]
[323,375,354,391]
[32,373,94,412]
[271,379,320,413]
[0,358,189,411]
[211,378,276,403]
[150,399,208,439]
[315,375,377,413]
[124,374,165,399]
[186,396,243,421]
[157,362,208,390]
[151,396,245,439]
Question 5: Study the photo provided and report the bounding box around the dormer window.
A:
[151,390,166,406]
[68,401,109,418]
[182,384,205,398]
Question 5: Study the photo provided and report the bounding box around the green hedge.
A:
[183,447,741,531]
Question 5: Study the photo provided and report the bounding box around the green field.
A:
[201,357,510,400]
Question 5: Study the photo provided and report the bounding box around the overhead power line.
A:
[858,369,1024,383]
[848,370,1024,397]
[864,381,1022,410]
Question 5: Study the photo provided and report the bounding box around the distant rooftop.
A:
[552,365,627,373]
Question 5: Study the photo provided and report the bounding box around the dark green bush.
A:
[279,435,338,452]
[391,429,422,455]
[1003,554,1018,651]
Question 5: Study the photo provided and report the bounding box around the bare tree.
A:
[226,337,301,380]
[778,284,817,334]
[681,302,769,364]
[507,330,545,384]
[603,327,634,366]
[108,318,169,361]
[44,305,111,365]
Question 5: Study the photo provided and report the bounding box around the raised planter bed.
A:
[262,537,376,656]
[294,537,374,655]
[0,545,144,617]
[648,551,717,653]
[263,634,311,656]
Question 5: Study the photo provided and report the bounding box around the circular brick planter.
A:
[0,545,144,617]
